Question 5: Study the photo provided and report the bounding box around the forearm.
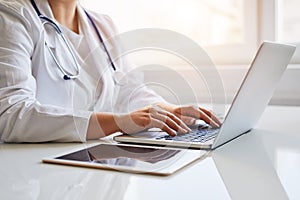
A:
[0,100,91,142]
[86,113,122,140]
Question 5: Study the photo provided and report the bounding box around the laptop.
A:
[114,41,296,150]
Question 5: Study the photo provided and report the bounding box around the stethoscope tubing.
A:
[84,11,117,71]
[30,0,117,80]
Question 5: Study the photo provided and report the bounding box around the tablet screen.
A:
[56,144,181,167]
[44,143,205,175]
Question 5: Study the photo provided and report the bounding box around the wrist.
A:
[86,113,122,140]
[96,113,122,135]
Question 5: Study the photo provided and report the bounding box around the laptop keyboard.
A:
[155,128,219,143]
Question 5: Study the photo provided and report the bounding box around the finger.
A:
[179,116,196,126]
[150,118,177,136]
[152,113,189,134]
[198,110,220,128]
[178,106,220,128]
[155,109,191,132]
[199,107,222,126]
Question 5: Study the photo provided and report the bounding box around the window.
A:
[81,0,257,65]
[82,0,247,45]
[81,0,300,65]
[277,0,300,63]
[277,0,300,44]
[81,0,299,106]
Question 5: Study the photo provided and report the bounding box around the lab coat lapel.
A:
[35,0,56,21]
[76,6,99,53]
[76,8,119,112]
[33,0,56,48]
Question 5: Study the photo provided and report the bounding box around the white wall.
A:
[143,65,300,106]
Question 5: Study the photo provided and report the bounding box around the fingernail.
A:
[189,118,196,125]
[180,127,187,133]
[172,130,177,136]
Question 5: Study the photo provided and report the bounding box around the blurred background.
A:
[81,0,300,106]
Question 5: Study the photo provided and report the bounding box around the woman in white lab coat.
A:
[0,0,220,142]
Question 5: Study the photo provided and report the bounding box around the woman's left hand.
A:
[156,103,222,128]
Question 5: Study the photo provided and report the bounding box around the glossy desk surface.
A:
[1,106,300,200]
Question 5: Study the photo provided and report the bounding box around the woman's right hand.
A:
[87,106,191,140]
[115,106,191,136]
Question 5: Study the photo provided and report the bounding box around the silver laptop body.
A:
[114,42,296,150]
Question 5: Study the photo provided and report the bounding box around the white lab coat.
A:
[0,0,164,142]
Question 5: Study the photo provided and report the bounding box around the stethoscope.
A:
[30,0,124,83]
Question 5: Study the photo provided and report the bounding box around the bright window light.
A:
[81,0,245,47]
[277,0,300,44]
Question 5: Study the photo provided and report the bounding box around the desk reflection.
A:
[1,126,300,200]
[212,128,300,200]
[0,144,131,200]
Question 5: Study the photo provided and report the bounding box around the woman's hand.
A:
[115,106,191,136]
[155,103,222,128]
[86,104,221,140]
[87,106,191,140]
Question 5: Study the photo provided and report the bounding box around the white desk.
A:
[1,106,300,200]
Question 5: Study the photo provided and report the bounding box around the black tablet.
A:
[43,143,206,176]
